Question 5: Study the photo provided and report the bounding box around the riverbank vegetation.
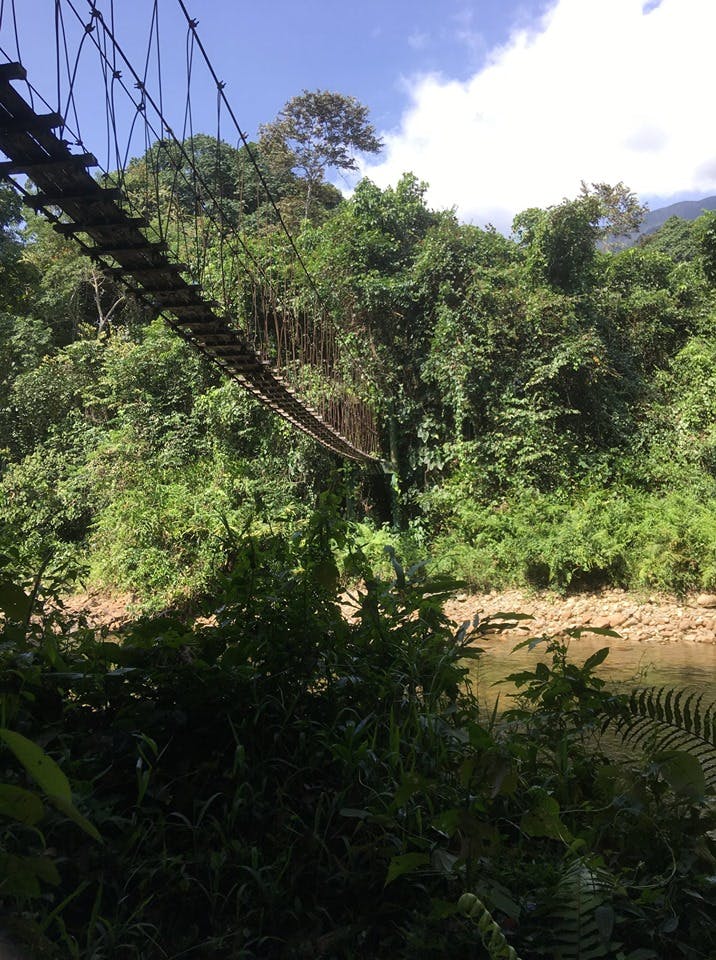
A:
[2,92,716,956]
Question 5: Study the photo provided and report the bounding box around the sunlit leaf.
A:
[0,729,101,840]
[582,647,610,672]
[0,729,71,803]
[0,784,44,825]
[384,852,430,886]
[521,794,572,841]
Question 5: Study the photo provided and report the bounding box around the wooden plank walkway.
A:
[0,62,378,465]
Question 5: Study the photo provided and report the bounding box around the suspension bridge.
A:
[0,1,381,465]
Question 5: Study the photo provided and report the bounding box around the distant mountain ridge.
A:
[639,196,716,237]
[610,195,716,250]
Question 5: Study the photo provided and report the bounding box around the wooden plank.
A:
[0,113,63,135]
[53,216,148,235]
[164,300,220,315]
[146,281,200,294]
[25,187,122,207]
[172,316,231,329]
[165,316,226,330]
[191,335,237,345]
[0,153,97,176]
[89,240,168,258]
[107,263,188,279]
[0,63,26,82]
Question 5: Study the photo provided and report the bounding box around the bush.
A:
[425,482,716,593]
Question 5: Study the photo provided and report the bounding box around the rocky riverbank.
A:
[444,588,716,645]
[64,586,716,645]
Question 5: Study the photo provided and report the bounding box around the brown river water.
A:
[444,588,716,707]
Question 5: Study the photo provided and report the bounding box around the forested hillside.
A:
[2,143,716,603]
[2,103,716,960]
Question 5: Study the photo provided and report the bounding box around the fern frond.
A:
[458,892,522,960]
[550,859,615,960]
[608,686,716,792]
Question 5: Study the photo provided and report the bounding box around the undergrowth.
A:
[1,508,715,958]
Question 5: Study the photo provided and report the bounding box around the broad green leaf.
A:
[521,794,572,841]
[312,559,339,591]
[0,853,58,896]
[30,855,60,886]
[428,898,460,919]
[460,648,484,660]
[339,807,371,820]
[431,808,461,838]
[0,784,44,825]
[0,729,101,841]
[595,904,615,942]
[0,729,71,803]
[459,756,476,788]
[485,884,521,920]
[512,635,550,653]
[431,848,459,876]
[502,670,541,686]
[394,771,430,807]
[534,662,550,680]
[50,794,102,842]
[490,760,517,798]
[0,580,30,621]
[655,750,706,801]
[0,853,41,898]
[384,852,430,886]
[583,647,610,672]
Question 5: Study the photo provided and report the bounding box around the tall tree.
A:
[259,90,382,218]
[515,195,602,294]
[580,180,647,246]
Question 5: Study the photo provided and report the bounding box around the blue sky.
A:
[2,0,715,231]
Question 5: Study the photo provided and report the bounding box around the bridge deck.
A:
[0,62,377,465]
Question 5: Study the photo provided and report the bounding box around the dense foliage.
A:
[3,130,716,598]
[1,518,715,959]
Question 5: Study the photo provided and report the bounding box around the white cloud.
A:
[360,0,716,231]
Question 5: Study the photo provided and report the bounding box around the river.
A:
[445,588,716,708]
[471,632,716,709]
